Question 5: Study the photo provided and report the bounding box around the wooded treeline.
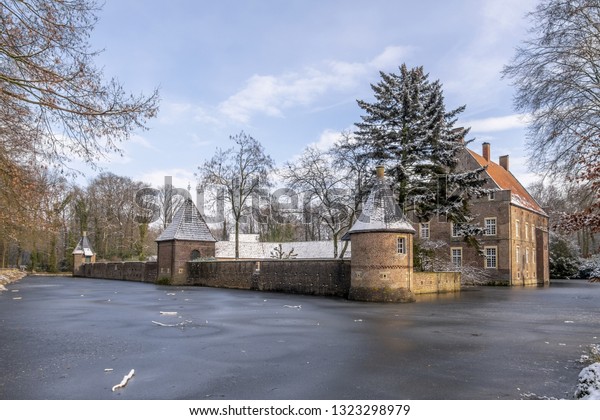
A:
[0,172,160,270]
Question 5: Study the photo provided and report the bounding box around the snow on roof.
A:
[215,241,350,259]
[347,172,415,236]
[73,234,94,256]
[156,199,216,242]
[467,149,548,217]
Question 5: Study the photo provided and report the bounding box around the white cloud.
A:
[462,113,531,133]
[193,107,222,126]
[159,100,221,127]
[158,101,193,124]
[443,0,537,102]
[218,45,410,123]
[129,134,159,151]
[309,129,344,151]
[369,45,412,70]
[139,168,196,192]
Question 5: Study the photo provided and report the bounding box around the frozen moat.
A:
[0,276,598,400]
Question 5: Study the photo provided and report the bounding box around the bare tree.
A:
[84,173,150,260]
[0,0,159,253]
[283,147,354,258]
[157,176,185,230]
[528,179,599,255]
[503,0,600,234]
[502,0,600,174]
[0,0,159,168]
[331,131,373,258]
[197,131,274,259]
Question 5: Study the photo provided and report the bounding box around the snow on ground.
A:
[575,344,600,399]
[575,363,600,400]
[0,269,27,289]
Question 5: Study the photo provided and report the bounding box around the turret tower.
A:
[347,166,416,302]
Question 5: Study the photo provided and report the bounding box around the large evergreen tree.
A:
[354,64,487,229]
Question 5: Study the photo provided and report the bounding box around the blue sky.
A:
[82,0,540,191]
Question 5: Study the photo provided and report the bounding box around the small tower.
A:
[72,231,95,275]
[347,166,416,302]
[156,198,216,284]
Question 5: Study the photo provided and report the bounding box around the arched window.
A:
[190,250,201,261]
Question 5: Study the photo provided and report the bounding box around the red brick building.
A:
[156,198,216,284]
[415,142,549,286]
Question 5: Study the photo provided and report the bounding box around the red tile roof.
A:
[467,149,547,217]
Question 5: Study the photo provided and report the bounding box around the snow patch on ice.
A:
[112,369,135,392]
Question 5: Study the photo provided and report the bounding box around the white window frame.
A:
[515,220,520,238]
[516,246,520,265]
[532,225,536,240]
[420,222,430,239]
[484,217,497,236]
[397,237,406,254]
[451,247,463,268]
[525,248,529,264]
[488,191,496,201]
[484,246,498,269]
[525,223,529,240]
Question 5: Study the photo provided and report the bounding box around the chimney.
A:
[376,165,385,179]
[499,155,509,171]
[482,142,490,161]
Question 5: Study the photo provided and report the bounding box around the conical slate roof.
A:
[73,233,94,256]
[347,167,415,236]
[156,199,217,242]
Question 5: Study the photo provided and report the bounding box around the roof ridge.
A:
[466,148,548,217]
[156,198,216,242]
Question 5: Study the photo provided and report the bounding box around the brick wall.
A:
[188,260,255,289]
[510,206,549,286]
[413,271,461,294]
[76,261,157,283]
[157,240,215,284]
[348,231,415,302]
[157,241,174,280]
[420,190,512,284]
[188,259,351,297]
[75,258,457,300]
